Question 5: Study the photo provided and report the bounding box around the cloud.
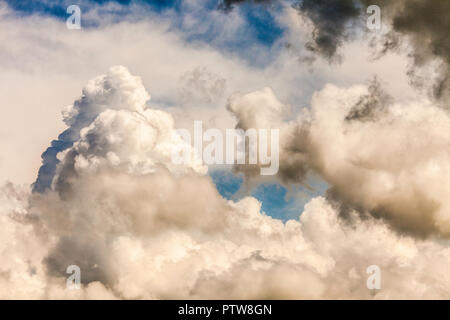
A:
[229,78,450,238]
[383,0,450,102]
[34,66,205,193]
[1,0,448,299]
[293,0,362,60]
[298,0,450,102]
[0,67,450,299]
[218,0,273,13]
[223,0,449,102]
[0,2,418,185]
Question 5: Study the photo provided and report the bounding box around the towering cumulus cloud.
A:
[33,66,205,193]
[1,66,450,298]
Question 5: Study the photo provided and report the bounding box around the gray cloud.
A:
[293,0,362,60]
[221,0,450,102]
[229,80,450,238]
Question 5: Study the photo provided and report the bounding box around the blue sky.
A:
[210,170,328,221]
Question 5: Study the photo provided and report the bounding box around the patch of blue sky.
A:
[176,0,286,66]
[209,169,328,222]
[240,2,285,46]
[209,169,243,199]
[2,0,177,16]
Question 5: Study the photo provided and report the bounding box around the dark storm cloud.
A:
[296,0,450,100]
[220,0,449,101]
[293,0,362,59]
[384,0,450,101]
[386,0,449,65]
[219,0,363,59]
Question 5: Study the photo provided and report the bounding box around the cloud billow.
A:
[1,66,450,298]
[0,0,449,299]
